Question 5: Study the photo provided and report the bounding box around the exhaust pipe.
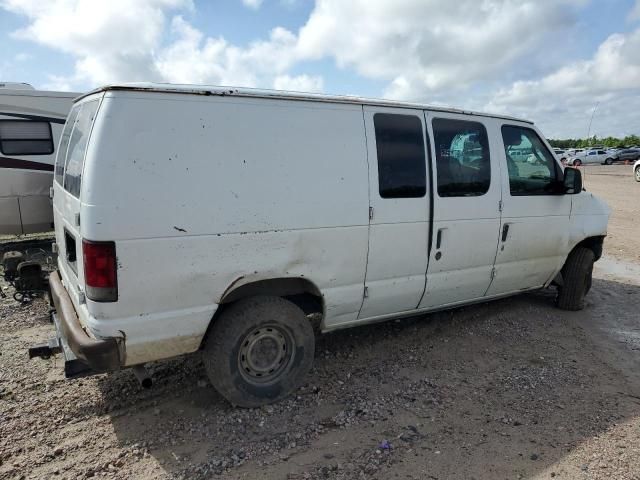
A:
[132,365,152,389]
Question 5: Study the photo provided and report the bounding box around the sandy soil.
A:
[581,164,639,263]
[1,165,639,480]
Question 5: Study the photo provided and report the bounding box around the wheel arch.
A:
[200,276,325,349]
[572,235,605,262]
[552,236,604,287]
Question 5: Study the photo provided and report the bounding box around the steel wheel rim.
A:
[636,168,640,181]
[238,324,293,384]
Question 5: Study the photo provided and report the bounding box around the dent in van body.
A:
[568,192,609,252]
[540,192,610,288]
[79,227,369,367]
[567,192,609,248]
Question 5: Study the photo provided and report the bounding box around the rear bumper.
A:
[48,271,122,372]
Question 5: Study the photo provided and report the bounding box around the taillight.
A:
[82,240,118,302]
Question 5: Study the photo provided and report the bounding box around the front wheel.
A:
[635,166,640,182]
[203,296,315,407]
[556,247,595,311]
[605,158,613,165]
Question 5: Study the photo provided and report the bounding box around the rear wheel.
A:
[605,158,613,165]
[556,247,595,311]
[203,296,315,407]
[635,166,640,182]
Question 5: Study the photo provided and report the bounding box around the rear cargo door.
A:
[358,106,431,319]
[52,98,101,296]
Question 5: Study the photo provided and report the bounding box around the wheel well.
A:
[573,236,605,262]
[553,236,604,287]
[200,278,324,349]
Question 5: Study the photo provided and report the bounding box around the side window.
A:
[54,106,80,186]
[502,125,562,196]
[63,100,99,198]
[432,118,491,197]
[373,113,426,198]
[0,120,53,155]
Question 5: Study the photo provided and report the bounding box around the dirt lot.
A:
[1,165,639,480]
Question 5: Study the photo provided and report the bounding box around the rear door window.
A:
[54,106,80,186]
[373,113,427,198]
[63,100,99,198]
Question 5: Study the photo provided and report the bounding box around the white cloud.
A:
[630,0,640,21]
[2,0,639,137]
[41,74,75,92]
[485,28,640,137]
[241,0,263,9]
[14,52,31,62]
[297,0,586,100]
[273,74,323,92]
[0,0,191,85]
[0,0,313,92]
[155,16,301,87]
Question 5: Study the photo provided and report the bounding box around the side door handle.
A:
[502,223,510,242]
[436,228,445,249]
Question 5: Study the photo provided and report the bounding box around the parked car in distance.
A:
[37,83,611,407]
[634,159,640,182]
[569,149,618,166]
[566,149,582,156]
[617,148,640,163]
[553,149,568,163]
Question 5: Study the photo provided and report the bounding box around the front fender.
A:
[568,191,610,253]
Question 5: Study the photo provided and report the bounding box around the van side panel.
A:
[80,93,370,365]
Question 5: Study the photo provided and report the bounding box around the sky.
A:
[1,0,639,139]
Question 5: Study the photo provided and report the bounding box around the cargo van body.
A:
[0,83,79,235]
[47,84,609,406]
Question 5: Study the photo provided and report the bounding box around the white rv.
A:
[42,84,610,407]
[0,83,78,235]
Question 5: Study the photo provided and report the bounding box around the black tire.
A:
[556,247,595,311]
[202,296,315,407]
[605,158,613,165]
[635,166,640,182]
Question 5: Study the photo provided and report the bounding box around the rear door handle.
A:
[502,223,510,242]
[436,228,445,249]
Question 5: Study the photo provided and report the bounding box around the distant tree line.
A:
[548,135,640,149]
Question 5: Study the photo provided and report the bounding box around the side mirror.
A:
[563,167,582,194]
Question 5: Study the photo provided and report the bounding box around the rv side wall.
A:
[0,90,76,234]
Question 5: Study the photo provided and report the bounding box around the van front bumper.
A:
[46,270,122,373]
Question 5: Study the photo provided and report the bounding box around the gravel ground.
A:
[1,165,639,480]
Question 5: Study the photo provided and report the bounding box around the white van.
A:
[0,83,79,235]
[42,83,610,407]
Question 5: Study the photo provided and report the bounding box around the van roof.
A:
[81,82,534,125]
